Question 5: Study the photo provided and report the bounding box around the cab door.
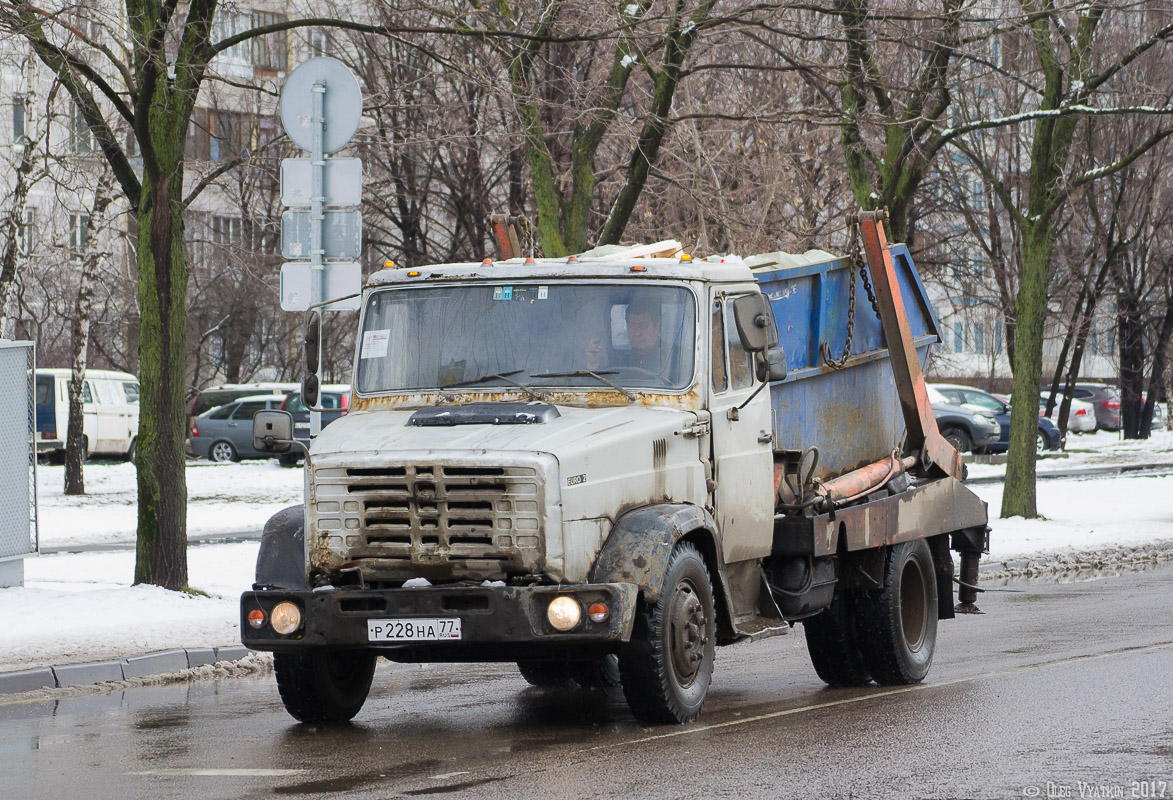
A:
[707,291,775,563]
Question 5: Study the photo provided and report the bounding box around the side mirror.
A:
[304,311,321,376]
[302,373,320,409]
[759,348,787,382]
[253,410,294,453]
[732,294,779,353]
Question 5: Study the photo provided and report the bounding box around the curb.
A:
[0,645,251,695]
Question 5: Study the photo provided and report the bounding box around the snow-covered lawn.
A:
[37,459,302,547]
[2,434,1172,675]
[967,427,1173,480]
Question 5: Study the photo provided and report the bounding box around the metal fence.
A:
[0,341,37,566]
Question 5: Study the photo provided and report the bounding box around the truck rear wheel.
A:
[803,587,871,686]
[619,542,715,724]
[854,539,938,685]
[274,650,377,723]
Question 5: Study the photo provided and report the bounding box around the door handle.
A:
[757,433,773,445]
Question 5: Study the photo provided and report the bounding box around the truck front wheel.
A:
[803,587,872,686]
[854,539,938,685]
[274,650,377,723]
[619,542,716,724]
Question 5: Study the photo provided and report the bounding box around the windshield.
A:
[356,283,697,394]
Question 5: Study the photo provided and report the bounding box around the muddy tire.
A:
[576,654,622,690]
[516,660,580,688]
[803,587,871,686]
[619,542,716,724]
[274,650,377,723]
[854,539,938,685]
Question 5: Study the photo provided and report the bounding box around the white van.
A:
[35,369,140,460]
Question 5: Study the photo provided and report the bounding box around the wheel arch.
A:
[255,505,307,589]
[590,503,738,643]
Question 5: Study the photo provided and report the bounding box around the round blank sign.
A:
[279,57,363,154]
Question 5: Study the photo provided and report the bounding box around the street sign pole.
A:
[310,80,326,437]
[279,57,364,440]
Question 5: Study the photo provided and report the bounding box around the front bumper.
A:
[241,582,638,662]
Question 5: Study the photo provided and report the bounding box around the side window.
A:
[123,382,140,403]
[726,298,755,390]
[939,389,963,405]
[82,381,93,403]
[710,301,727,393]
[285,394,307,413]
[962,390,1003,412]
[208,404,236,420]
[232,401,267,420]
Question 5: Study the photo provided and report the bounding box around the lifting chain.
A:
[820,219,880,370]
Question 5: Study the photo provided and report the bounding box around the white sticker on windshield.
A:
[538,285,548,300]
[360,329,390,359]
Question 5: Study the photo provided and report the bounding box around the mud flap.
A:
[255,505,307,589]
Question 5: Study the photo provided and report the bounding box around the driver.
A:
[619,297,663,371]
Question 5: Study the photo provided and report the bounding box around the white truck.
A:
[243,212,989,725]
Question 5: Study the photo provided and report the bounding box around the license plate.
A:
[294,423,310,430]
[367,618,461,642]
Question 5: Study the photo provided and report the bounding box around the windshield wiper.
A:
[442,369,551,403]
[532,370,637,401]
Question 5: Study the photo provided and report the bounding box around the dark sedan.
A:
[930,383,1062,453]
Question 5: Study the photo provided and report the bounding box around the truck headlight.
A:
[270,602,303,635]
[546,596,582,632]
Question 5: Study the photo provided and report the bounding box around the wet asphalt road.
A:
[3,564,1172,800]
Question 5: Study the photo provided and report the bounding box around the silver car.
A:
[189,394,285,462]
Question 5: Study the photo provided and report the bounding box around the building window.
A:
[71,102,95,153]
[953,320,964,354]
[212,216,242,249]
[974,322,985,355]
[994,321,1003,355]
[69,213,91,251]
[19,208,34,255]
[214,10,251,62]
[13,95,26,146]
[309,28,331,58]
[252,12,288,70]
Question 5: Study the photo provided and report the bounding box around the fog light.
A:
[270,602,303,635]
[588,602,609,623]
[546,596,582,632]
[247,608,266,629]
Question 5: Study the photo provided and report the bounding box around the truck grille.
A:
[312,463,545,577]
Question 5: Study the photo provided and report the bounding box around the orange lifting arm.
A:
[856,210,964,480]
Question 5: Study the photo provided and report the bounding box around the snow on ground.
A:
[966,428,1173,480]
[37,460,301,547]
[3,434,1173,676]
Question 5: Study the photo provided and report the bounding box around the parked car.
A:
[189,395,286,462]
[925,386,1002,453]
[1068,383,1120,430]
[276,385,350,465]
[929,383,1061,453]
[186,382,299,429]
[35,368,140,461]
[1038,391,1097,433]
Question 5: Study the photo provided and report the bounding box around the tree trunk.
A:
[0,141,37,337]
[133,166,190,590]
[1001,226,1051,519]
[1140,291,1173,438]
[1117,292,1146,439]
[64,251,96,495]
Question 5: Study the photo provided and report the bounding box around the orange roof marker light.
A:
[630,265,647,272]
[567,255,579,263]
[407,270,421,277]
[482,257,493,265]
[524,256,536,264]
[384,260,396,269]
[680,253,692,262]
